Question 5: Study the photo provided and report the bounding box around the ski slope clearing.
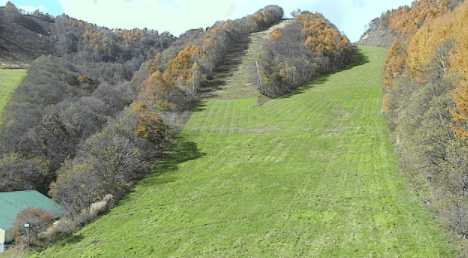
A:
[31,44,454,257]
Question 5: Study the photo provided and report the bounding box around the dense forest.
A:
[374,0,468,252]
[251,11,353,97]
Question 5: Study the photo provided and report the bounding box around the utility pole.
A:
[24,223,30,247]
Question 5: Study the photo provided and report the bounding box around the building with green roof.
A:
[0,190,66,250]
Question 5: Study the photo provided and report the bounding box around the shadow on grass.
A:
[31,136,206,252]
[278,74,331,99]
[193,100,207,113]
[139,135,206,187]
[49,233,85,248]
[343,46,370,70]
[277,47,369,100]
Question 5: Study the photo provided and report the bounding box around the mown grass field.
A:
[0,69,26,121]
[30,46,455,257]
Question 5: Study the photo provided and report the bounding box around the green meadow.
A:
[31,46,455,257]
[0,69,26,121]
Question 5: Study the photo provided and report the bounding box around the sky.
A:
[0,0,416,42]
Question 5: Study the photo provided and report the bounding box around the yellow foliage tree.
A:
[77,75,92,84]
[386,1,468,135]
[269,28,283,42]
[147,52,162,74]
[132,103,165,143]
[382,39,406,89]
[139,70,166,104]
[446,2,468,136]
[165,46,205,83]
[296,12,350,53]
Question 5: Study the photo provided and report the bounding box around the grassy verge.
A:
[0,69,26,256]
[0,69,26,122]
[29,46,455,257]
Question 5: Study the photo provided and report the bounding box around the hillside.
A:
[0,3,55,68]
[357,27,395,48]
[2,2,465,256]
[357,0,465,48]
[27,22,454,256]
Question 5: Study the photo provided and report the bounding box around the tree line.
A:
[250,11,353,98]
[380,0,468,254]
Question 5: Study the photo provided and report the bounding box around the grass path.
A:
[0,69,27,121]
[198,19,295,103]
[31,40,454,256]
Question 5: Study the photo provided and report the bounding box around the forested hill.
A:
[357,0,464,48]
[0,1,176,68]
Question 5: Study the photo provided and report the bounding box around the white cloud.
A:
[18,4,48,14]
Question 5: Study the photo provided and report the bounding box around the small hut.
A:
[0,190,66,252]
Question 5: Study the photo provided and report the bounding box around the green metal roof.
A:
[0,190,66,231]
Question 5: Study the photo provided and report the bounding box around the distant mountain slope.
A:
[357,28,395,48]
[357,0,465,48]
[0,3,55,68]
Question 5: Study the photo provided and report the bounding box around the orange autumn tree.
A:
[138,45,205,108]
[373,0,457,41]
[269,28,283,42]
[296,12,350,53]
[138,70,167,104]
[77,75,93,84]
[163,46,204,94]
[382,39,406,89]
[146,52,162,74]
[384,1,468,136]
[406,11,455,82]
[165,46,205,83]
[248,5,284,31]
[445,2,468,137]
[380,0,464,112]
[132,102,166,144]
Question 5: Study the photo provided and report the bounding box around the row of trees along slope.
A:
[0,4,284,248]
[374,0,468,254]
[358,0,465,48]
[251,11,353,97]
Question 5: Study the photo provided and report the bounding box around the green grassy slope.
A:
[0,69,26,121]
[31,46,455,257]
